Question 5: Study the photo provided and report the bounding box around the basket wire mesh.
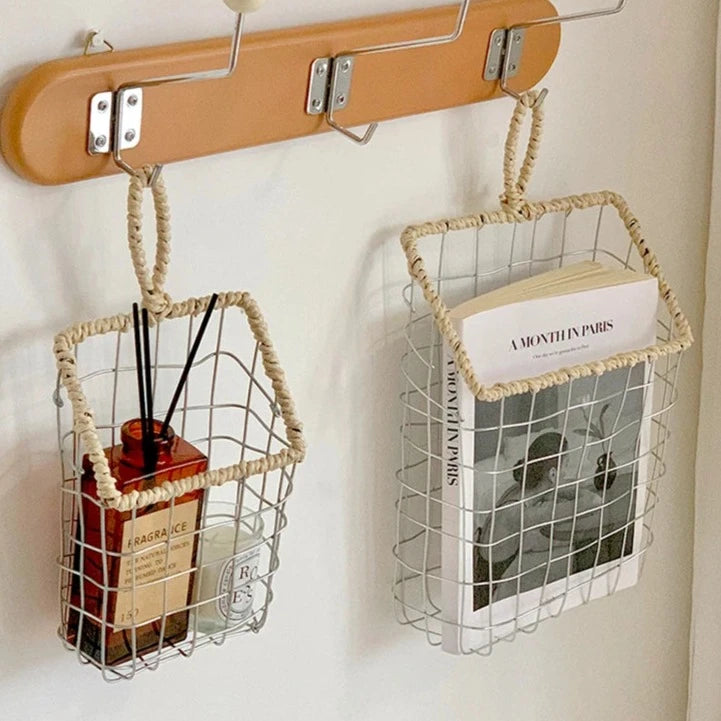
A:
[56,300,302,681]
[393,201,685,655]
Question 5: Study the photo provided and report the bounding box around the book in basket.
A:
[441,261,658,654]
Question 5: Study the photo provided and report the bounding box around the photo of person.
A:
[471,366,645,612]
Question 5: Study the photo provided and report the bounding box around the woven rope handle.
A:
[500,91,544,218]
[128,166,173,316]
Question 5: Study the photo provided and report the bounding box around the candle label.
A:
[114,501,199,628]
[216,545,260,624]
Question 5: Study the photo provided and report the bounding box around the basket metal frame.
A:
[56,303,300,681]
[393,202,684,655]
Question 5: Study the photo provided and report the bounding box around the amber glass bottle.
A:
[66,419,207,666]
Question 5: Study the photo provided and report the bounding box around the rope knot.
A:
[144,290,174,318]
[499,195,531,222]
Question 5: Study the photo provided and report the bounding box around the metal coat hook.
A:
[89,0,265,184]
[309,0,471,145]
[499,0,628,106]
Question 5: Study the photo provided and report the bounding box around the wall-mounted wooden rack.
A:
[0,0,560,186]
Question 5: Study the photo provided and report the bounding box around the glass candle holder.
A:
[193,510,264,634]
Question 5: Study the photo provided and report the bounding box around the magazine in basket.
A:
[442,261,658,654]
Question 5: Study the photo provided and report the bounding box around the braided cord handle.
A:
[500,91,544,218]
[127,166,173,316]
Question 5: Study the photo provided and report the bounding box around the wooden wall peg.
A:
[0,1,560,186]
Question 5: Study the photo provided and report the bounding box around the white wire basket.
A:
[393,94,692,655]
[53,171,305,681]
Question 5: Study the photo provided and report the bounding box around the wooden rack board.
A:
[0,1,559,185]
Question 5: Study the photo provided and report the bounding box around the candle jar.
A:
[66,419,207,666]
[193,510,264,634]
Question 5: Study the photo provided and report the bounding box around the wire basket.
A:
[393,94,692,655]
[53,171,305,680]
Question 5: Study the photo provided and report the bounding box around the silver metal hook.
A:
[500,0,627,106]
[148,164,165,187]
[323,0,471,145]
[111,12,246,183]
[326,114,377,146]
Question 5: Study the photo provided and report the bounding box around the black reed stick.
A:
[160,293,219,438]
[141,307,156,471]
[132,303,149,472]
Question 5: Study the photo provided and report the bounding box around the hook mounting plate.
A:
[484,28,525,81]
[328,55,355,114]
[306,55,355,117]
[306,58,330,115]
[87,89,143,155]
[87,92,113,154]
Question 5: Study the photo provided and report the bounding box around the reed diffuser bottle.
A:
[67,420,207,665]
[66,299,218,665]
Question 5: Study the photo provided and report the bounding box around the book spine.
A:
[441,339,462,653]
[631,360,655,563]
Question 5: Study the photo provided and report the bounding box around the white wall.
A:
[0,1,714,720]
[690,8,721,720]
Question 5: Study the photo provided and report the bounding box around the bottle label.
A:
[114,500,199,628]
[216,546,260,625]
